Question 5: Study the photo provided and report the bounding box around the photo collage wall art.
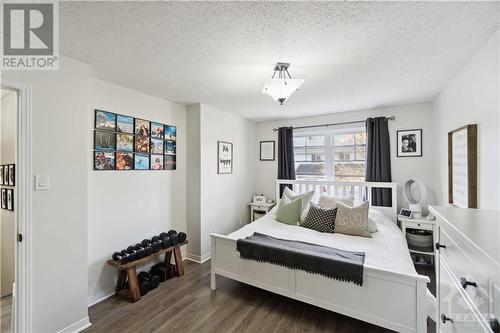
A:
[93,109,177,171]
[0,164,15,211]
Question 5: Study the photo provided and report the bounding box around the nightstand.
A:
[248,202,275,222]
[398,216,437,265]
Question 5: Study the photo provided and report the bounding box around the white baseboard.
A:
[57,316,91,333]
[87,286,115,307]
[186,252,211,263]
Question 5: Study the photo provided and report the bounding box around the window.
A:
[293,129,366,182]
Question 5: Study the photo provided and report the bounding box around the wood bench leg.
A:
[126,266,141,302]
[116,269,127,294]
[173,247,184,276]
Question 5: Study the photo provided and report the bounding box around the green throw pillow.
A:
[276,196,303,225]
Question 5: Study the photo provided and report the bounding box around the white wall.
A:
[0,90,17,297]
[433,29,499,210]
[87,78,187,304]
[185,104,256,260]
[200,104,256,256]
[3,56,90,333]
[255,102,436,214]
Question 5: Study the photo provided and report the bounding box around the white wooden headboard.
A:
[276,179,398,222]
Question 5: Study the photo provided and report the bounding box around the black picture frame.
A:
[7,189,13,211]
[4,166,9,186]
[1,188,6,209]
[260,141,275,161]
[8,164,15,186]
[396,129,422,157]
[94,109,116,131]
[134,153,150,170]
[116,114,134,134]
[0,166,3,185]
[115,152,134,171]
[94,130,117,151]
[94,151,115,170]
[134,118,150,137]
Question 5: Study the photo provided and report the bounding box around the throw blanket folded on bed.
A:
[236,232,365,286]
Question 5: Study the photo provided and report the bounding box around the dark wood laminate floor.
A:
[1,295,12,333]
[85,261,436,333]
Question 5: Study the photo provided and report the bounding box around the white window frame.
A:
[293,127,366,181]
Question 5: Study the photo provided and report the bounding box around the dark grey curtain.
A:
[277,127,295,197]
[365,117,392,206]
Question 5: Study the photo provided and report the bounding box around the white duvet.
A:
[228,207,419,277]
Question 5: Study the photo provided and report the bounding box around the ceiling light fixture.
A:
[261,62,304,105]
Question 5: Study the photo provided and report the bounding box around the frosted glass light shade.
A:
[261,78,304,105]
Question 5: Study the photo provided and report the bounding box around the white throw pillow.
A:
[318,194,354,209]
[368,218,378,233]
[283,187,314,212]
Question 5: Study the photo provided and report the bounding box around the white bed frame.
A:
[210,180,430,333]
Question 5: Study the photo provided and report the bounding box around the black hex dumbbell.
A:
[170,233,179,246]
[112,250,130,264]
[177,232,187,243]
[158,233,171,248]
[141,239,154,256]
[167,230,177,237]
[133,243,146,259]
[137,272,151,296]
[123,249,137,262]
[151,236,162,252]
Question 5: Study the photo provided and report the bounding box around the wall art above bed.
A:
[93,109,177,171]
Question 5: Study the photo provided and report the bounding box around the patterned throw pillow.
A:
[334,201,371,238]
[302,203,337,233]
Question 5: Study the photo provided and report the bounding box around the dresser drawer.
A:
[439,228,491,318]
[439,259,488,333]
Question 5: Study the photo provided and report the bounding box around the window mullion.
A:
[324,134,333,180]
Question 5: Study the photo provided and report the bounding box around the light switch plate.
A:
[35,174,49,191]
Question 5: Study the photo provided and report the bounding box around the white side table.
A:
[398,216,437,265]
[248,202,275,222]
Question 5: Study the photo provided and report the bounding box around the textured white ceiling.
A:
[60,2,499,121]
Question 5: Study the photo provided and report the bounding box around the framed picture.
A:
[260,141,275,161]
[165,125,176,140]
[94,152,115,170]
[116,114,134,133]
[448,124,477,208]
[165,155,176,170]
[116,133,134,152]
[165,140,176,155]
[217,141,233,174]
[0,166,3,185]
[4,165,9,185]
[151,122,164,139]
[150,138,164,154]
[115,152,134,170]
[94,130,116,151]
[134,153,150,170]
[150,155,164,170]
[7,189,13,211]
[8,164,15,186]
[135,119,150,136]
[397,129,422,157]
[134,135,150,153]
[95,110,116,131]
[1,189,6,209]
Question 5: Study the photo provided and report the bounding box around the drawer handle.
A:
[460,277,477,289]
[435,242,446,250]
[441,314,454,324]
[490,318,499,333]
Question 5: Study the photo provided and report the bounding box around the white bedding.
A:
[228,207,418,277]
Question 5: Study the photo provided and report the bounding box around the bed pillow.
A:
[368,218,378,233]
[275,196,303,225]
[282,187,314,212]
[318,194,354,209]
[302,203,337,233]
[334,201,371,238]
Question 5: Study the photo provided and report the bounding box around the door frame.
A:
[2,78,32,333]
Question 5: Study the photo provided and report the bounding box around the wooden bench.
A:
[107,240,188,302]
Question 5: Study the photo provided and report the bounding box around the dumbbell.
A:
[141,239,154,256]
[126,246,143,261]
[137,272,151,296]
[158,233,171,248]
[170,233,179,246]
[133,243,147,259]
[150,236,162,252]
[167,230,177,237]
[177,232,187,243]
[159,232,168,239]
[123,248,137,262]
[112,251,130,264]
[149,273,160,290]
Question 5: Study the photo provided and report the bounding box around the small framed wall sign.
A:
[8,164,15,186]
[397,129,422,157]
[217,141,233,174]
[7,189,13,211]
[1,189,6,209]
[448,124,477,208]
[260,141,275,161]
[0,166,3,185]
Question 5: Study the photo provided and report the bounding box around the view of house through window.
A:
[293,129,366,182]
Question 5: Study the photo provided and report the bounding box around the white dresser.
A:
[430,206,500,333]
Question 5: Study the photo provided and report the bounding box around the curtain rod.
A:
[272,116,395,132]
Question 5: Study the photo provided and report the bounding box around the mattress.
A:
[228,207,418,277]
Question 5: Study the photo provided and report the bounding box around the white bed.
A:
[210,180,430,333]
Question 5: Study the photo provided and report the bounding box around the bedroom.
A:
[0,1,499,333]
